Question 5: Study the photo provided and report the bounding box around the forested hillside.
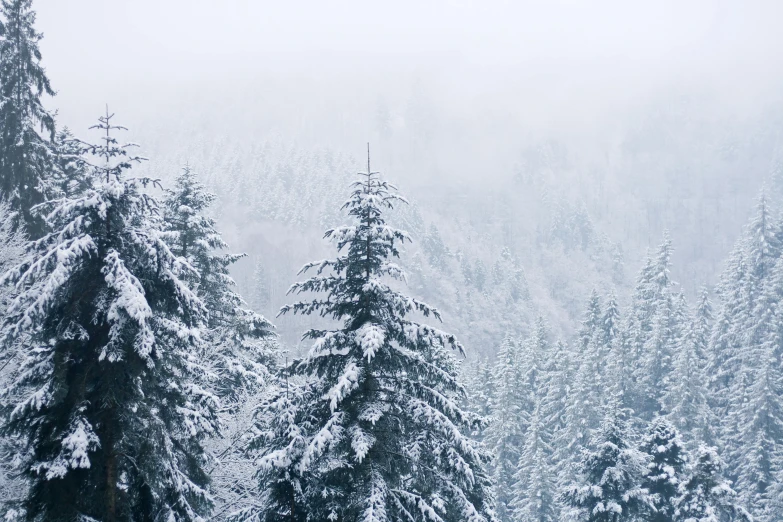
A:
[131,95,783,353]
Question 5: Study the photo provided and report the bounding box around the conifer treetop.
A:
[261,145,494,522]
[281,144,462,357]
[0,111,215,522]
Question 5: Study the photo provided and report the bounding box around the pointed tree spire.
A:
[0,112,217,522]
[561,399,652,522]
[248,151,496,521]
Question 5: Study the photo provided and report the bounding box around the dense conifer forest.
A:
[1,1,783,521]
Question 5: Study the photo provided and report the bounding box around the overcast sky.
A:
[32,0,783,161]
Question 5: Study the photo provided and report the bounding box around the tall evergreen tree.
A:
[462,356,495,441]
[541,337,575,512]
[0,111,218,522]
[561,295,608,463]
[711,196,783,420]
[489,319,550,521]
[562,401,652,522]
[674,445,751,522]
[0,0,55,238]
[692,288,713,366]
[485,334,526,520]
[601,291,621,349]
[664,291,715,447]
[161,165,275,402]
[606,319,636,415]
[708,244,749,419]
[251,151,497,521]
[626,234,674,414]
[725,255,783,518]
[743,193,781,291]
[510,399,556,522]
[640,417,688,522]
[579,290,603,351]
[636,289,683,417]
[524,317,550,392]
[240,372,313,522]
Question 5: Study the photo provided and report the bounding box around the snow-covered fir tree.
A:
[578,289,603,351]
[725,254,783,519]
[462,356,495,440]
[161,165,276,402]
[640,417,688,522]
[466,357,494,415]
[249,150,497,521]
[601,291,621,349]
[485,334,527,521]
[634,237,680,417]
[637,290,679,415]
[626,234,674,414]
[540,338,573,478]
[709,196,782,416]
[743,193,781,288]
[510,398,556,522]
[234,371,313,522]
[158,165,280,520]
[561,400,652,522]
[0,111,218,522]
[707,243,750,429]
[699,193,783,519]
[559,293,608,463]
[0,0,55,238]
[674,445,752,522]
[606,322,635,413]
[523,317,550,393]
[663,291,715,447]
[45,127,91,201]
[485,333,531,520]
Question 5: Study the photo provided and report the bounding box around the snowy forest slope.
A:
[131,89,783,355]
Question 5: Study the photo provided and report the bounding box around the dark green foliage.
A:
[0,0,55,238]
[562,404,652,522]
[249,152,497,522]
[640,418,687,522]
[0,113,217,522]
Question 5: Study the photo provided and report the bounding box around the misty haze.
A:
[0,1,781,521]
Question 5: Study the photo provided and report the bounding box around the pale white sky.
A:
[33,0,783,146]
